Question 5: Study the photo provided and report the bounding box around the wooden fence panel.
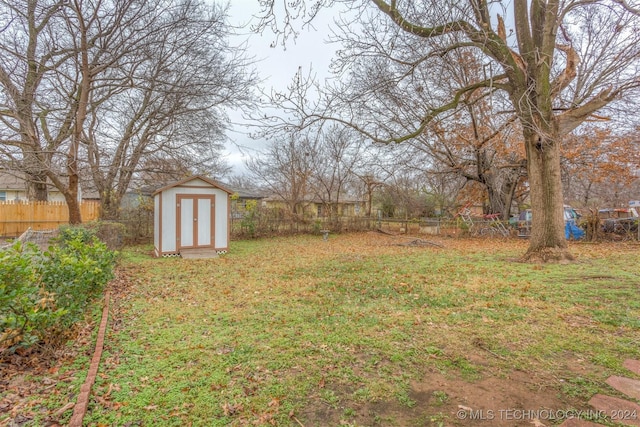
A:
[0,201,101,237]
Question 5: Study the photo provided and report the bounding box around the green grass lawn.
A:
[31,234,640,426]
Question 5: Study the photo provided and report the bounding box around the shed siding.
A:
[162,189,175,253]
[154,195,160,255]
[214,189,228,249]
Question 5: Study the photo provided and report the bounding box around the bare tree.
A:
[0,0,255,222]
[392,48,527,218]
[254,0,640,261]
[83,1,253,219]
[0,0,70,201]
[309,125,366,221]
[245,133,318,219]
[0,0,147,221]
[419,161,468,216]
[367,142,467,218]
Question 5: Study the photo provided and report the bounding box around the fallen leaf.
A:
[222,402,243,416]
[41,377,55,385]
[268,398,280,408]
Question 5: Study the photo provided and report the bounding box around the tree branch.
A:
[551,44,579,98]
[556,87,618,135]
[370,0,474,39]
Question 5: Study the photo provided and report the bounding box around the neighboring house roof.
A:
[0,172,28,190]
[226,187,265,200]
[0,170,100,199]
[124,185,157,198]
[152,174,234,196]
[262,194,365,204]
[80,187,101,199]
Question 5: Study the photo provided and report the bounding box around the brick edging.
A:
[68,292,110,427]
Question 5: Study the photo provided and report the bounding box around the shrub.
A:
[119,205,153,245]
[59,221,126,250]
[43,227,116,329]
[240,199,258,238]
[56,224,97,247]
[85,221,126,250]
[0,226,116,354]
[0,243,64,352]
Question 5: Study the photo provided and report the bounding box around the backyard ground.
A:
[2,232,640,426]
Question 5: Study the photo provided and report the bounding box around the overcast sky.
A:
[223,0,339,176]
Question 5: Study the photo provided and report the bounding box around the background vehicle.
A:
[599,208,639,234]
[517,206,585,239]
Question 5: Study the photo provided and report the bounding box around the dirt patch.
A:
[300,368,585,427]
[412,370,578,426]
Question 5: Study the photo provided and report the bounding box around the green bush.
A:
[0,242,64,352]
[43,227,116,328]
[0,226,116,354]
[56,224,98,247]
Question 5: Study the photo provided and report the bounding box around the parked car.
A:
[598,208,639,234]
[517,206,585,239]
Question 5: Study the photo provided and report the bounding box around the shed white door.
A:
[176,195,215,249]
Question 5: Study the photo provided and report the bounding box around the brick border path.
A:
[68,292,111,427]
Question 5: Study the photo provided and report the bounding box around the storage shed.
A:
[153,175,231,258]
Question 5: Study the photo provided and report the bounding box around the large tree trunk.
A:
[65,155,82,224]
[25,171,48,201]
[64,7,89,227]
[63,190,82,225]
[23,151,48,201]
[48,171,82,224]
[100,192,121,220]
[521,130,573,262]
[472,143,524,220]
[500,178,518,221]
[485,177,518,220]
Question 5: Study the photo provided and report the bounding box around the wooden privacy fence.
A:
[0,201,101,237]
